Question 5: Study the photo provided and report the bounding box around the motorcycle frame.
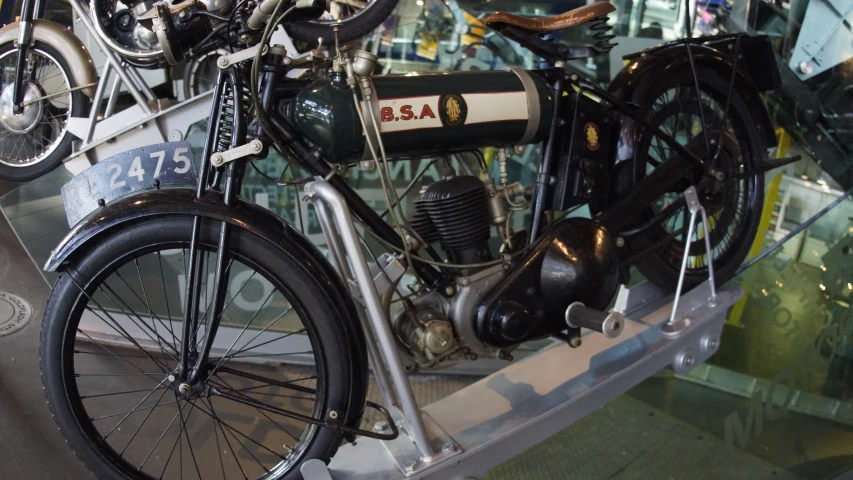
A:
[168,30,787,463]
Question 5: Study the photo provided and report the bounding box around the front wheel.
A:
[0,41,89,182]
[40,217,364,479]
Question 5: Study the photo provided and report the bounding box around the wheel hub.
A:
[0,82,43,134]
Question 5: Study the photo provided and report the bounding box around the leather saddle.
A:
[483,2,617,63]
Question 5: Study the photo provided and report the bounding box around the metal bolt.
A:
[211,153,223,166]
[373,421,388,433]
[461,278,470,286]
[404,460,418,473]
[713,170,725,181]
[178,10,187,18]
[328,410,338,420]
[178,383,191,395]
[682,354,693,368]
[168,374,175,383]
[252,141,262,152]
[445,286,455,296]
[702,334,719,353]
[218,57,229,67]
[569,336,582,348]
[615,237,625,247]
[442,442,457,453]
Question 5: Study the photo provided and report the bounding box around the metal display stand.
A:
[302,184,739,479]
[63,0,213,167]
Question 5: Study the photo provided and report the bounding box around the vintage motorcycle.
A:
[39,0,784,478]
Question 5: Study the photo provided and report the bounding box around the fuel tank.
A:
[286,69,554,163]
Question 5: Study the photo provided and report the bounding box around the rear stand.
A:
[303,184,738,479]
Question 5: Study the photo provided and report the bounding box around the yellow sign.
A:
[585,122,600,151]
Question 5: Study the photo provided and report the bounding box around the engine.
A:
[410,175,492,266]
[392,161,620,364]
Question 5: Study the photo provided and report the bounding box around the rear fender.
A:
[609,39,778,154]
[45,188,368,436]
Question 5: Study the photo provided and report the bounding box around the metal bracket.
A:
[210,139,264,167]
[217,45,268,69]
[662,186,718,337]
[379,408,460,476]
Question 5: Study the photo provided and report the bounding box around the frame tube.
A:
[306,180,435,460]
[314,200,400,413]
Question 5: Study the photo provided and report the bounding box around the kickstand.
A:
[662,186,718,337]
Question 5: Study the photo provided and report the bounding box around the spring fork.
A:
[188,67,248,384]
[181,66,247,382]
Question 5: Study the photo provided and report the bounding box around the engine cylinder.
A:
[411,176,492,265]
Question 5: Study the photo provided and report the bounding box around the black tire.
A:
[286,0,399,45]
[40,217,364,479]
[627,66,766,290]
[0,41,89,182]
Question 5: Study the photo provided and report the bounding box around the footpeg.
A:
[565,302,624,338]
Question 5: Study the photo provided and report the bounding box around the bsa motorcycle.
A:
[39,0,786,478]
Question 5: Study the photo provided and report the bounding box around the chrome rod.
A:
[20,82,99,107]
[667,186,717,327]
[84,63,111,144]
[103,69,123,118]
[312,193,401,438]
[305,180,434,459]
[314,201,351,281]
[124,62,157,103]
[67,0,152,114]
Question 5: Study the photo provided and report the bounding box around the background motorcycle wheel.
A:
[41,217,366,479]
[286,0,400,45]
[183,49,229,99]
[627,66,766,291]
[0,41,88,182]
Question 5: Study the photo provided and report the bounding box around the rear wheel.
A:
[627,66,766,290]
[40,217,362,479]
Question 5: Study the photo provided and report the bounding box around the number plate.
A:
[61,142,198,227]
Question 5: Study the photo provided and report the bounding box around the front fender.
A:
[45,188,369,434]
[0,20,98,98]
[609,38,777,148]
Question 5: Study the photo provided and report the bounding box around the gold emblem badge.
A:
[584,122,600,151]
[446,96,461,125]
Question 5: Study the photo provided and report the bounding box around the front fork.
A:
[180,64,248,385]
[11,0,40,114]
